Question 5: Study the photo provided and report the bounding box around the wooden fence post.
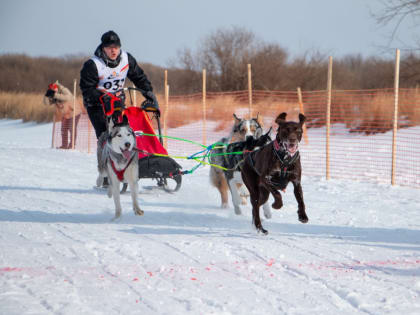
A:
[391,49,400,186]
[133,83,137,106]
[71,79,76,150]
[297,87,308,144]
[248,64,253,118]
[326,56,333,180]
[202,69,207,146]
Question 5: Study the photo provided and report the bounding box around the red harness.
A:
[109,154,135,181]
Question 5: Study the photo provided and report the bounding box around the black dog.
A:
[241,112,308,234]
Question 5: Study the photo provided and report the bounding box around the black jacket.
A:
[80,45,153,108]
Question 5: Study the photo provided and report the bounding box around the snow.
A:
[0,119,419,315]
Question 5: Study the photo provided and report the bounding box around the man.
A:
[44,81,82,149]
[80,30,159,187]
[80,30,158,139]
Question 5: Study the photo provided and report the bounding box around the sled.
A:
[121,87,182,193]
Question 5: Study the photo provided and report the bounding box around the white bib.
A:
[91,50,129,93]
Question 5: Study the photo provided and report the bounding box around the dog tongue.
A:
[122,149,131,160]
[287,144,297,154]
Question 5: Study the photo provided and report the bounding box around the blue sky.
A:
[1,0,419,66]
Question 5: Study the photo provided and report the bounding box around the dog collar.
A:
[273,138,281,151]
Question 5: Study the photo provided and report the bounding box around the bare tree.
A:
[251,43,288,90]
[200,26,256,91]
[374,0,420,48]
[175,26,290,92]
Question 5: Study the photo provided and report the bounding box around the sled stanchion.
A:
[133,83,137,107]
[163,72,169,149]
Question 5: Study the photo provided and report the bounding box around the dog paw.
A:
[221,203,229,209]
[241,197,247,205]
[298,212,308,223]
[257,227,268,235]
[272,201,283,209]
[111,214,121,222]
[134,208,144,216]
[234,206,242,215]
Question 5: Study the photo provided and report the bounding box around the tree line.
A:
[1,27,420,96]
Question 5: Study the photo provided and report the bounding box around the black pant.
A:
[86,106,107,139]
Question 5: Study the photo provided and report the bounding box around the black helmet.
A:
[101,30,121,47]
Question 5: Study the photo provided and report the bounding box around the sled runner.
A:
[121,87,182,193]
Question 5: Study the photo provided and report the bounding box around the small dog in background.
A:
[97,114,143,220]
[209,114,272,217]
[241,112,308,234]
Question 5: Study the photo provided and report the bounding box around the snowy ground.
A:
[0,119,419,315]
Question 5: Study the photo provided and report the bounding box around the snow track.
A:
[0,120,419,314]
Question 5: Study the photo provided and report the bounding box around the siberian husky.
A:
[209,114,272,218]
[96,114,143,220]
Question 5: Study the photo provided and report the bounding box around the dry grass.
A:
[2,91,419,134]
[0,91,63,123]
[336,90,420,134]
[163,94,297,130]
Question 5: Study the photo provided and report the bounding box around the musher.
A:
[80,30,159,186]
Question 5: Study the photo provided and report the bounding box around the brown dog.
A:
[241,112,308,234]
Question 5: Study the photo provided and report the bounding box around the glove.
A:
[99,93,124,116]
[45,89,55,98]
[141,91,160,116]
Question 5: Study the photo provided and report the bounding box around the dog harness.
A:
[272,139,300,177]
[109,153,136,182]
[247,139,300,180]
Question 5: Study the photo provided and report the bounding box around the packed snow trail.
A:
[0,120,419,315]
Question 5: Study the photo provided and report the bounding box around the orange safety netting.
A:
[52,88,420,189]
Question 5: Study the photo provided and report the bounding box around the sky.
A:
[1,0,419,66]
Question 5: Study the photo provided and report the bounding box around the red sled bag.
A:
[123,106,168,159]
